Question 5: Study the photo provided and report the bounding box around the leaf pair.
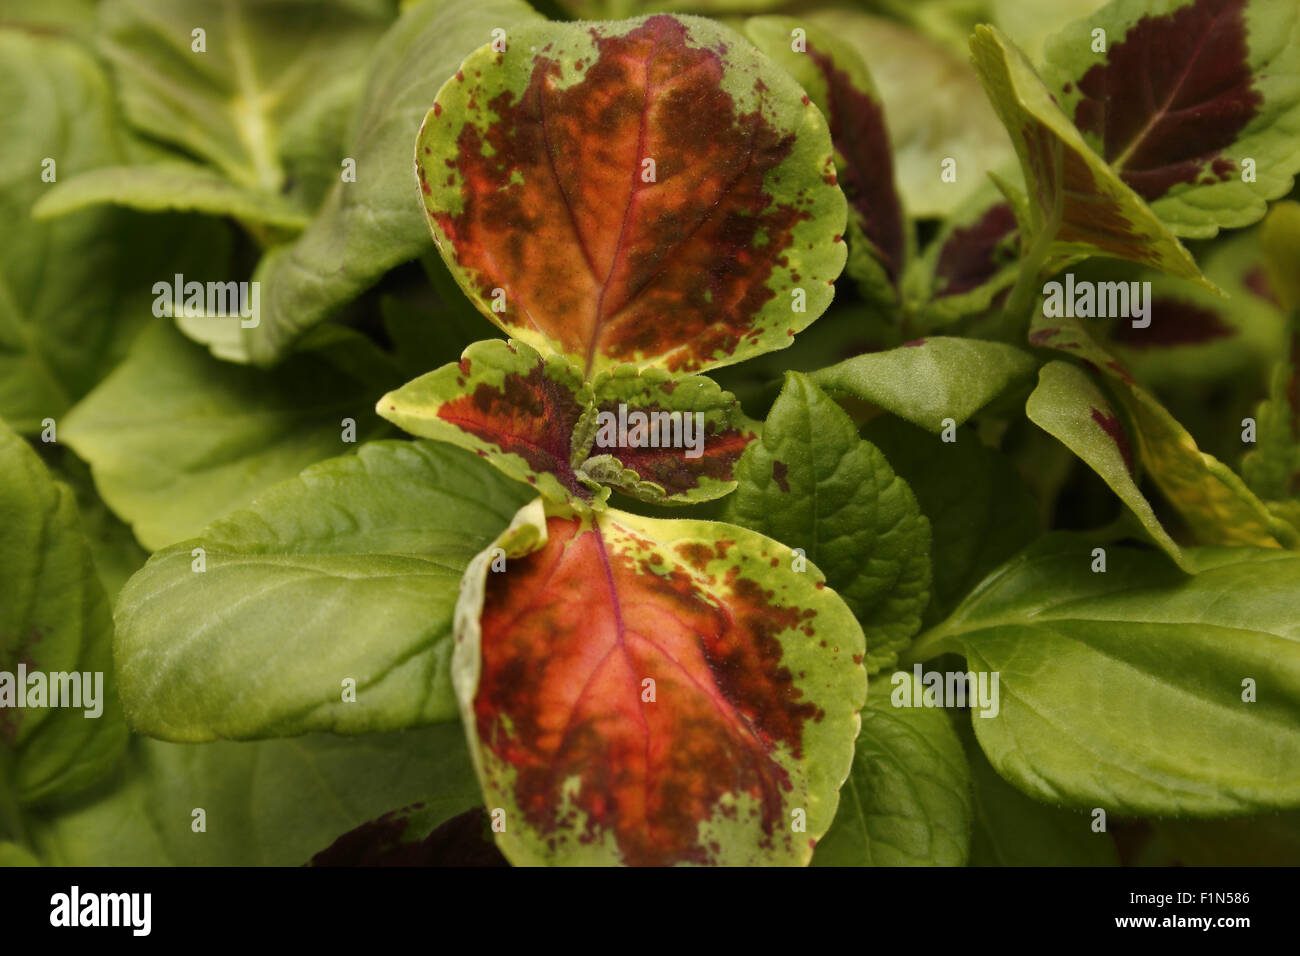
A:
[378,339,756,508]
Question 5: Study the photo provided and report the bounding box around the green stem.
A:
[0,747,33,851]
[899,622,963,667]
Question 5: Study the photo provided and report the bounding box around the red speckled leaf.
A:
[378,339,758,507]
[743,17,904,304]
[970,25,1209,284]
[1041,0,1300,237]
[581,365,758,503]
[452,499,865,866]
[377,338,602,506]
[417,14,847,376]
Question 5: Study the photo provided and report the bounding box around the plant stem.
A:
[899,623,962,667]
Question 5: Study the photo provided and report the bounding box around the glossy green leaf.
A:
[1040,0,1300,239]
[862,416,1044,621]
[419,14,847,376]
[100,0,387,201]
[33,162,311,229]
[725,373,930,673]
[970,25,1208,284]
[246,0,547,364]
[29,723,479,865]
[62,322,393,551]
[1241,354,1299,502]
[0,422,127,807]
[930,536,1300,815]
[963,722,1118,865]
[1026,360,1188,569]
[113,440,534,741]
[811,336,1038,435]
[813,673,971,866]
[0,29,229,432]
[1030,312,1296,548]
[454,498,866,866]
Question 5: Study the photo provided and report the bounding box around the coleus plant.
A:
[4,0,1300,869]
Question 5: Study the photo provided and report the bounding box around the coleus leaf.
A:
[811,336,1038,435]
[969,25,1209,285]
[927,536,1300,815]
[1030,311,1297,547]
[1096,231,1288,388]
[909,179,1021,328]
[584,363,759,504]
[725,373,930,674]
[453,498,866,866]
[1040,0,1300,239]
[113,441,533,741]
[417,14,848,376]
[0,421,127,807]
[1026,360,1189,569]
[377,338,757,508]
[804,10,1016,218]
[812,672,971,866]
[743,16,906,304]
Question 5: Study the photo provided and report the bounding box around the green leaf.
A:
[805,10,1015,218]
[99,0,387,199]
[0,29,230,432]
[454,498,866,866]
[812,673,971,866]
[419,13,847,376]
[1260,199,1300,313]
[724,373,930,673]
[62,322,393,551]
[29,723,480,865]
[969,24,1208,284]
[811,336,1038,435]
[113,440,533,742]
[0,422,127,806]
[862,416,1044,621]
[1040,0,1300,239]
[991,0,1109,64]
[1241,354,1299,502]
[33,162,311,229]
[932,536,1300,816]
[1026,360,1189,569]
[0,841,40,866]
[743,16,906,305]
[1030,312,1296,548]
[963,721,1118,865]
[246,0,545,364]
